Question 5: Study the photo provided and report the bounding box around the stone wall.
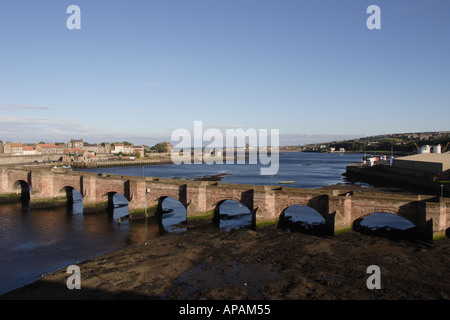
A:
[0,154,62,165]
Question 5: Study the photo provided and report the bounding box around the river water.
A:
[0,152,413,295]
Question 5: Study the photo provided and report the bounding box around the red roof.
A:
[38,144,63,148]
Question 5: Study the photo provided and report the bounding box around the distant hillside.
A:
[302,131,450,154]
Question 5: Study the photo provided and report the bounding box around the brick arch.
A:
[212,198,255,229]
[280,203,325,220]
[104,191,130,212]
[10,179,31,203]
[353,209,418,228]
[102,190,130,201]
[148,191,181,205]
[8,179,31,193]
[276,195,328,221]
[93,177,131,202]
[53,177,83,197]
[7,170,30,192]
[56,185,82,197]
[158,196,187,211]
[213,198,253,214]
[10,179,31,192]
[53,185,84,206]
[156,196,187,216]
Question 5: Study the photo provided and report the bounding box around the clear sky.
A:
[1,0,449,146]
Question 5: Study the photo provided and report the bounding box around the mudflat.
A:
[1,221,449,300]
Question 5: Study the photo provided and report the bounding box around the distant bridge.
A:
[0,166,448,240]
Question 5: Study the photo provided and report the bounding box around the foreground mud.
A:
[2,223,449,300]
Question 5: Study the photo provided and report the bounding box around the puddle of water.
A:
[162,261,281,299]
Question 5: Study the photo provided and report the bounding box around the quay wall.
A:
[71,158,173,168]
[345,164,442,191]
[0,154,62,165]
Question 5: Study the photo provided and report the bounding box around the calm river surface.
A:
[1,152,400,295]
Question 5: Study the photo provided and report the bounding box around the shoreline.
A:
[1,222,449,300]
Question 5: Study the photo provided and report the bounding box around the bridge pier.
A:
[252,186,278,224]
[424,199,448,240]
[127,179,147,218]
[328,193,353,234]
[82,175,108,213]
[0,168,7,194]
[26,170,67,208]
[185,182,214,218]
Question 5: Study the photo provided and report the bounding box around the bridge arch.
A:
[11,179,30,192]
[101,188,131,201]
[11,180,31,204]
[278,204,326,234]
[104,191,129,212]
[275,194,329,222]
[149,192,182,207]
[353,211,418,240]
[213,199,254,231]
[56,186,83,207]
[156,196,186,212]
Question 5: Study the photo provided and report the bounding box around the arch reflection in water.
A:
[278,205,326,235]
[157,197,187,234]
[71,188,83,214]
[107,192,129,222]
[214,200,254,231]
[354,212,417,240]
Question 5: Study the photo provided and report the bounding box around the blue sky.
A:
[1,0,449,145]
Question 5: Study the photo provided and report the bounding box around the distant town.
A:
[0,139,174,164]
[1,131,449,165]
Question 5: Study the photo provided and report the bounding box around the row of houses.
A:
[0,139,153,158]
[1,142,66,156]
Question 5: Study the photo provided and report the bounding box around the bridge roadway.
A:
[0,166,448,240]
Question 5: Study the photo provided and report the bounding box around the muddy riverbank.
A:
[2,220,449,301]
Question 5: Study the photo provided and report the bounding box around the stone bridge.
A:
[0,166,449,240]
